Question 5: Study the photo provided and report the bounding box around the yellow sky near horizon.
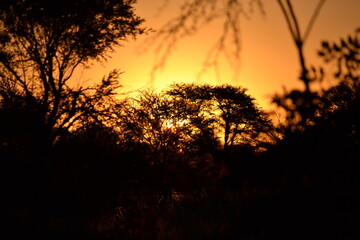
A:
[80,0,360,111]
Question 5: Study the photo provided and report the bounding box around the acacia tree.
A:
[0,1,146,237]
[168,83,274,150]
[147,0,326,130]
[117,91,183,162]
[116,90,218,162]
[0,0,145,146]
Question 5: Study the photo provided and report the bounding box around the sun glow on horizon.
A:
[80,0,360,114]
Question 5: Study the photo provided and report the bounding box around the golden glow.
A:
[162,119,189,130]
[81,0,360,111]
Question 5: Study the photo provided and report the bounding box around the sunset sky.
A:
[81,0,360,110]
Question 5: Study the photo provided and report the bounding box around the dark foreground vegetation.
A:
[1,0,359,239]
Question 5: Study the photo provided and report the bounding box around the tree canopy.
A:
[0,0,145,146]
[2,1,360,239]
[167,83,275,150]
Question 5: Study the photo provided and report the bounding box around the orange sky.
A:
[80,0,360,110]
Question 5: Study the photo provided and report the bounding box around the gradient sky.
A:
[80,0,360,110]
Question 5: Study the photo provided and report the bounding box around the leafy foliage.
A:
[318,28,360,81]
[1,1,359,239]
[0,0,145,145]
[168,83,275,150]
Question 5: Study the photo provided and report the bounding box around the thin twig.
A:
[303,0,326,42]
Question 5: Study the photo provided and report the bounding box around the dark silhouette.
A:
[0,0,145,239]
[267,28,360,240]
[0,0,145,146]
[167,83,276,151]
[1,0,359,239]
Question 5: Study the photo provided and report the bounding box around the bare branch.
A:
[285,0,302,44]
[142,0,264,81]
[277,0,298,43]
[303,0,326,42]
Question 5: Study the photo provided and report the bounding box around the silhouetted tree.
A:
[0,0,145,146]
[116,89,221,158]
[148,0,326,132]
[313,29,360,239]
[168,83,274,151]
[113,90,225,219]
[118,91,188,161]
[264,29,360,240]
[310,28,360,160]
[141,0,360,239]
[318,28,360,82]
[316,28,360,135]
[273,0,326,131]
[0,1,146,238]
